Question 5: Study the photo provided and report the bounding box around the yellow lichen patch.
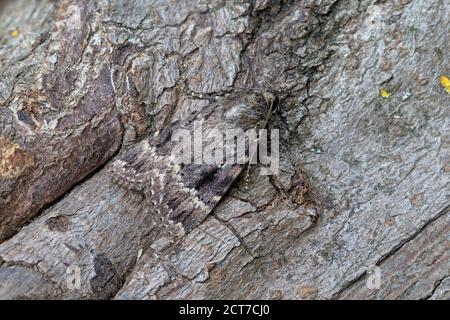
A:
[10,29,19,38]
[0,137,34,179]
[379,89,390,98]
[439,75,450,93]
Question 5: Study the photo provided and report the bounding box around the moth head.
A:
[220,93,271,130]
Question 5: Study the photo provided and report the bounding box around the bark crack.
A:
[332,204,450,299]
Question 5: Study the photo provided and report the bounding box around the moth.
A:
[110,91,277,237]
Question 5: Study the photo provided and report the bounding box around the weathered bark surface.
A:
[0,0,123,241]
[0,0,448,299]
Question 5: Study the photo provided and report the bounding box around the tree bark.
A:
[0,0,448,299]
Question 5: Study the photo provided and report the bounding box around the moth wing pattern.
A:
[109,159,148,193]
[109,92,273,237]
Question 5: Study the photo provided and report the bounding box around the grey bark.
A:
[0,0,448,299]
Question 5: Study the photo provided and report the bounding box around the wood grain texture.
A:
[0,0,448,300]
[0,0,124,241]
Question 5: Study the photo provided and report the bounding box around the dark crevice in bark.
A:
[376,205,449,265]
[1,0,448,300]
[332,204,450,299]
[0,127,124,245]
[212,213,255,259]
[422,275,449,300]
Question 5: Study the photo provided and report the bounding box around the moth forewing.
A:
[109,91,274,237]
